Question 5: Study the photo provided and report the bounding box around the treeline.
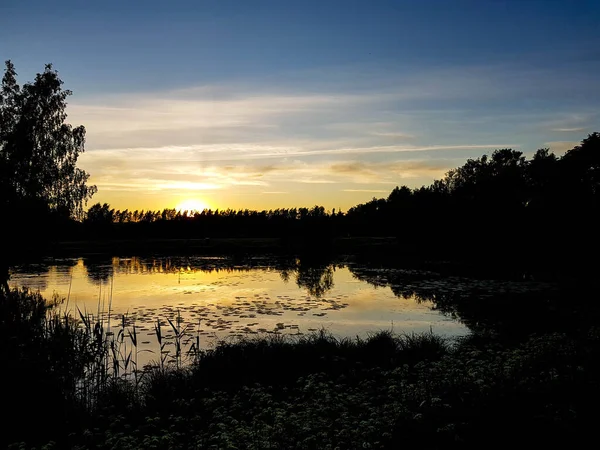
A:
[346,132,599,263]
[4,61,597,270]
[76,133,600,263]
[87,204,341,224]
[83,204,345,240]
[6,130,599,269]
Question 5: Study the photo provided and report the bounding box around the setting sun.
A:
[175,199,211,213]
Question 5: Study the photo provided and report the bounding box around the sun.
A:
[175,199,211,213]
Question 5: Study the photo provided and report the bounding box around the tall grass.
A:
[6,285,598,449]
[0,285,203,446]
[1,284,451,419]
[181,328,451,391]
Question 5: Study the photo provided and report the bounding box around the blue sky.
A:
[1,0,599,210]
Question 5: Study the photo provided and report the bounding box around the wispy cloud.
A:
[551,127,585,132]
[545,141,578,155]
[371,132,416,139]
[70,59,598,210]
[297,179,338,184]
[343,189,389,193]
[540,113,596,134]
[80,143,514,167]
[328,160,452,182]
[80,149,457,197]
[70,62,572,155]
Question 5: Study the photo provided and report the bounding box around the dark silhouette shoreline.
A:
[5,133,598,285]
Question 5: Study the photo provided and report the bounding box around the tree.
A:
[562,132,600,204]
[526,148,559,209]
[0,60,96,221]
[85,202,115,225]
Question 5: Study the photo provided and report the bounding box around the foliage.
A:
[0,61,96,221]
[4,286,600,448]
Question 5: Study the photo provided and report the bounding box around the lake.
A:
[9,255,557,367]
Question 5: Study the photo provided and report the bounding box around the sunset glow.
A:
[5,0,598,212]
[175,199,211,213]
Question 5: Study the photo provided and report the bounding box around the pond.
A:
[9,255,558,367]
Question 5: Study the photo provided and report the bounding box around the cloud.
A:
[80,143,514,169]
[330,162,375,177]
[545,141,578,156]
[551,127,585,132]
[297,179,338,184]
[69,89,381,151]
[371,132,416,139]
[70,58,598,210]
[153,181,222,191]
[328,160,452,182]
[343,189,389,193]
[80,148,456,198]
[386,161,452,179]
[540,112,596,134]
[69,64,542,156]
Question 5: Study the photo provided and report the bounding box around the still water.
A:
[10,255,553,366]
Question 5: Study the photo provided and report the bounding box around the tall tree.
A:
[1,61,96,291]
[0,60,96,221]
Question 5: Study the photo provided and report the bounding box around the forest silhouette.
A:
[75,132,600,274]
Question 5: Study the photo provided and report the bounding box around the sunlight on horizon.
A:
[175,198,211,213]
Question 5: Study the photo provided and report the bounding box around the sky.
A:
[1,0,599,212]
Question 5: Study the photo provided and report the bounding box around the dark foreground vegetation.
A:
[3,286,600,449]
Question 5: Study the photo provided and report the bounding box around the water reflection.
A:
[84,256,113,285]
[11,255,574,365]
[10,256,573,340]
[296,264,334,298]
[71,255,341,299]
[11,257,467,367]
[10,259,79,292]
[9,256,465,337]
[347,265,592,337]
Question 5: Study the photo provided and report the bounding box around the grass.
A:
[3,286,600,449]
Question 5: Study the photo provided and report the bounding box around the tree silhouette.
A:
[0,62,96,289]
[85,203,115,225]
[83,256,114,285]
[561,132,600,208]
[0,61,96,220]
[295,259,335,298]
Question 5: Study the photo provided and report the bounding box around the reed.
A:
[5,285,598,449]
